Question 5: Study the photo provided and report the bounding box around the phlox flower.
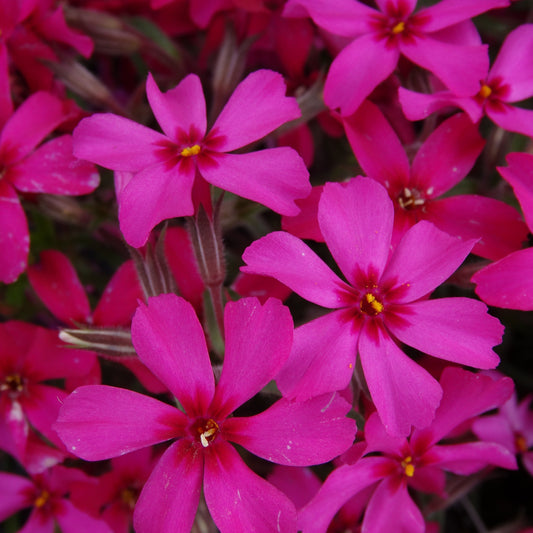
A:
[472,152,533,310]
[55,294,356,533]
[298,368,517,533]
[242,177,503,435]
[0,91,99,283]
[283,0,508,116]
[0,463,112,533]
[73,69,311,248]
[473,387,533,476]
[0,321,96,464]
[399,24,533,138]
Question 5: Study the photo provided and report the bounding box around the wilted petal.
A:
[389,299,502,368]
[359,324,442,436]
[276,310,359,401]
[242,231,350,308]
[204,441,297,533]
[55,385,186,460]
[133,439,203,533]
[146,73,206,141]
[131,294,215,416]
[118,160,195,248]
[381,221,475,303]
[209,70,301,152]
[472,248,533,311]
[324,35,399,116]
[224,392,356,465]
[319,178,394,285]
[212,298,293,419]
[73,114,167,172]
[199,149,310,216]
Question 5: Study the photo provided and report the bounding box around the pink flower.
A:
[399,24,533,138]
[0,91,99,283]
[55,295,356,533]
[73,69,311,248]
[343,101,527,260]
[0,464,112,533]
[283,0,507,115]
[242,177,503,435]
[298,368,517,533]
[472,152,533,310]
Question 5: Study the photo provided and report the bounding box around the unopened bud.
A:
[59,327,136,358]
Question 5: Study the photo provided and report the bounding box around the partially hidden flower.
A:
[55,294,356,533]
[73,69,311,248]
[242,177,503,435]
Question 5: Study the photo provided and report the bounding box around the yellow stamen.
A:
[360,293,384,316]
[401,456,415,477]
[34,490,50,509]
[198,419,219,448]
[180,144,201,157]
[391,21,405,34]
[478,84,492,99]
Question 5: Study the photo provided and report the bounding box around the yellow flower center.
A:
[478,84,492,99]
[401,456,415,477]
[1,374,24,394]
[360,293,384,316]
[34,490,50,509]
[180,144,201,157]
[391,21,405,34]
[198,419,219,448]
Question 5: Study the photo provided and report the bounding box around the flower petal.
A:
[72,114,167,172]
[389,298,503,368]
[324,34,399,116]
[226,391,356,466]
[146,73,206,142]
[472,248,533,311]
[277,310,360,401]
[487,102,533,138]
[489,24,533,102]
[318,178,394,285]
[212,298,293,419]
[27,250,91,326]
[55,385,186,460]
[204,441,297,533]
[209,70,301,152]
[133,439,203,533]
[55,499,114,533]
[343,100,410,190]
[0,92,64,164]
[10,136,99,195]
[0,181,29,283]
[198,149,310,216]
[118,160,195,248]
[131,294,215,416]
[242,231,350,308]
[359,324,443,436]
[0,472,33,521]
[381,221,475,304]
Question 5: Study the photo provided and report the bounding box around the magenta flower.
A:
[73,69,311,248]
[472,152,533,310]
[343,101,527,260]
[55,294,356,533]
[0,91,99,283]
[298,368,517,533]
[283,0,507,115]
[399,24,533,138]
[242,177,503,435]
[0,464,112,533]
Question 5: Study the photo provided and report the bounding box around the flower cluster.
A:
[1,1,533,532]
